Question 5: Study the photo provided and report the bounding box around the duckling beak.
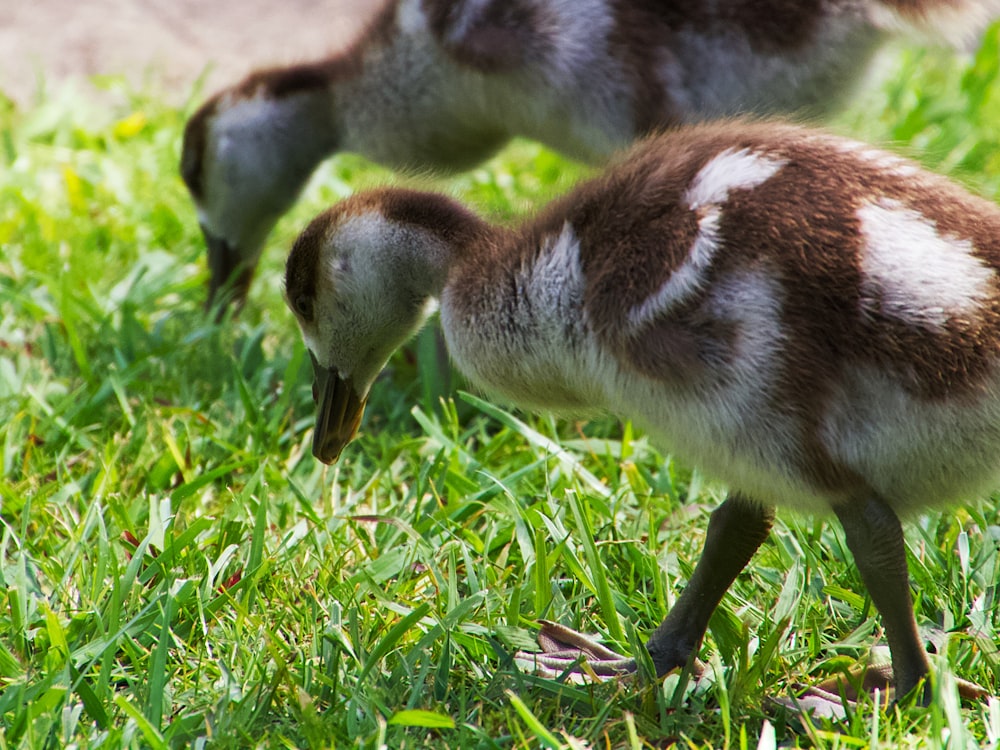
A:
[204,227,254,311]
[311,357,367,464]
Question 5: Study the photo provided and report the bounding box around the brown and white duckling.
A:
[285,119,1000,701]
[184,0,999,308]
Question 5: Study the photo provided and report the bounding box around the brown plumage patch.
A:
[714,0,825,54]
[877,0,963,20]
[608,0,681,132]
[180,99,216,199]
[773,139,1000,401]
[595,123,1000,405]
[558,147,702,316]
[624,302,739,382]
[374,188,489,248]
[240,63,340,100]
[285,210,333,323]
[422,0,552,73]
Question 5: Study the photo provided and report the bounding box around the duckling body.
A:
[285,120,1000,698]
[185,0,999,306]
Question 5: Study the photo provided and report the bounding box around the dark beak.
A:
[310,353,367,464]
[204,227,254,313]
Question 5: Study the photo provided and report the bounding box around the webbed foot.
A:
[514,620,636,683]
[773,658,990,721]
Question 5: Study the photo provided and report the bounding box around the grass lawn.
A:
[2,29,1000,749]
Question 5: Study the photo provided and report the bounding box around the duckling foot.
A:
[514,620,637,683]
[772,662,896,721]
[515,496,772,685]
[773,660,990,721]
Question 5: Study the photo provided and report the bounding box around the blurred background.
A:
[0,0,379,105]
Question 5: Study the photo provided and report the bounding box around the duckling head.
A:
[284,189,466,462]
[182,83,339,309]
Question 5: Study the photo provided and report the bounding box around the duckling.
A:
[184,0,999,308]
[285,120,1000,701]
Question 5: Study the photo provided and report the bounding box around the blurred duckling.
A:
[183,0,999,308]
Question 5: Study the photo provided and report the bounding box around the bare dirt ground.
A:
[0,0,381,106]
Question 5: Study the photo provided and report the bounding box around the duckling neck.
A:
[368,188,498,301]
[276,88,343,183]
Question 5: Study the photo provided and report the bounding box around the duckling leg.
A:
[516,494,774,680]
[831,495,933,702]
[645,494,775,676]
[779,495,986,715]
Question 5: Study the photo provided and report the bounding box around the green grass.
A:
[2,28,1000,748]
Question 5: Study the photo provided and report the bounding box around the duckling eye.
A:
[294,296,314,321]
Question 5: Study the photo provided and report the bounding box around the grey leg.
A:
[514,493,773,681]
[832,495,931,700]
[646,493,775,676]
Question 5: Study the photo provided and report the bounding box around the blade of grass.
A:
[146,587,173,728]
[506,690,565,749]
[567,490,625,644]
[388,709,456,729]
[357,602,432,685]
[114,694,168,750]
[459,392,610,499]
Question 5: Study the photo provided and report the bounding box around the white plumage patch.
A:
[867,0,1000,48]
[625,148,785,330]
[529,222,586,320]
[684,147,787,210]
[857,199,995,328]
[825,136,921,178]
[627,205,722,329]
[398,0,430,34]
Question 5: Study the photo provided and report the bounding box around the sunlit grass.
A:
[2,26,1000,748]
